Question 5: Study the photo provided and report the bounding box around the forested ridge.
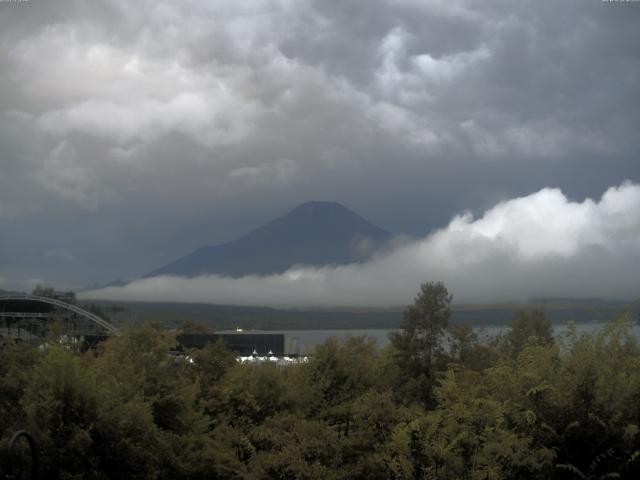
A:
[2,283,640,479]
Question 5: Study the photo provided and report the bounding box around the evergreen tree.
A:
[389,281,452,408]
[505,308,554,357]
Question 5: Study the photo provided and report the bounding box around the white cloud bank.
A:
[82,182,640,307]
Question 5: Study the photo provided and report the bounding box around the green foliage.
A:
[179,320,211,334]
[220,363,295,430]
[0,339,38,432]
[2,293,640,479]
[503,308,554,357]
[189,338,237,419]
[447,324,499,371]
[31,284,57,298]
[389,281,452,408]
[32,284,76,304]
[250,413,339,479]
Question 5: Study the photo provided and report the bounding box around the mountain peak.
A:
[296,200,345,208]
[146,201,392,278]
[290,201,349,214]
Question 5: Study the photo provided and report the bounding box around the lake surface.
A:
[262,322,640,354]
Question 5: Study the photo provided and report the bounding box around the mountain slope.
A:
[146,201,392,278]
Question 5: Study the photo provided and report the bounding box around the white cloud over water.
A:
[82,182,640,307]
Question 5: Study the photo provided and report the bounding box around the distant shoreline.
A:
[77,298,637,331]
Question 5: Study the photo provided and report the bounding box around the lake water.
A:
[264,322,640,354]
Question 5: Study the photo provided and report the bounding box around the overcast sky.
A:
[1,1,639,304]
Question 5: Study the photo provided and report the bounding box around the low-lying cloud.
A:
[82,182,640,307]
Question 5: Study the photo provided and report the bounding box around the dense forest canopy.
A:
[1,283,640,479]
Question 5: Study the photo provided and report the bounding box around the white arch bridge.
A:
[0,294,118,340]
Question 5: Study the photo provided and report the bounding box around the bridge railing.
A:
[0,294,118,335]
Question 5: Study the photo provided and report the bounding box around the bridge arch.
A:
[0,294,118,336]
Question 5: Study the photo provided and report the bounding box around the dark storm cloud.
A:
[1,0,639,298]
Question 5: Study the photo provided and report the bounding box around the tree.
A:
[179,320,211,334]
[504,308,554,357]
[389,281,452,408]
[447,324,499,372]
[0,339,38,434]
[31,285,76,304]
[31,284,56,298]
[302,336,380,437]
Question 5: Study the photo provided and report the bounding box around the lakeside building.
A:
[176,332,301,357]
[175,332,307,367]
